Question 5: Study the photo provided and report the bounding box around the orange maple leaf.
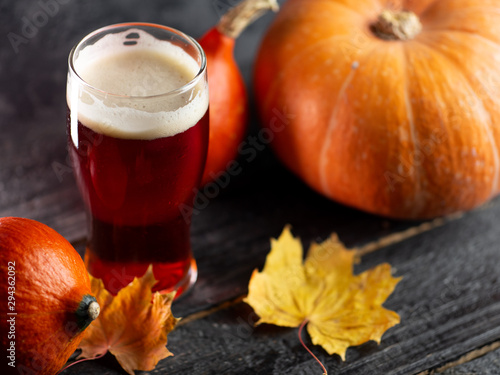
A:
[77,266,179,374]
[245,226,401,360]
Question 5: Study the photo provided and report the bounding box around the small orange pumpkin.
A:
[0,217,99,375]
[254,0,500,219]
[200,0,278,185]
[199,25,248,185]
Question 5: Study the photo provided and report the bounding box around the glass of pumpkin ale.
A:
[66,23,209,297]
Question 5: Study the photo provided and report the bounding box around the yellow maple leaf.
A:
[244,226,401,360]
[77,266,179,375]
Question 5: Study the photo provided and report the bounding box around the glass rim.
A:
[68,22,207,100]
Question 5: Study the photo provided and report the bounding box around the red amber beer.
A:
[66,23,209,296]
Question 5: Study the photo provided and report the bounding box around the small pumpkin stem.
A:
[217,0,279,39]
[371,10,422,41]
[88,301,100,321]
[75,295,100,330]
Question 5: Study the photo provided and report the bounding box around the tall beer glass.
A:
[66,23,209,297]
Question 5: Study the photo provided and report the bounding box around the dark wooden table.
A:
[2,1,500,374]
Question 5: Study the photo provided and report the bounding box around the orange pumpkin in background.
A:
[199,24,248,185]
[200,0,278,185]
[0,217,99,375]
[254,0,500,219]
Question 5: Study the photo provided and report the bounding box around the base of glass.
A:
[157,258,197,300]
[84,249,198,298]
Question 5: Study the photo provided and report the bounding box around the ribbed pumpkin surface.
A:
[254,0,500,218]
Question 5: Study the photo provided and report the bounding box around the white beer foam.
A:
[67,28,208,140]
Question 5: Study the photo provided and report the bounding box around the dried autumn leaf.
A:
[77,266,179,375]
[244,226,401,360]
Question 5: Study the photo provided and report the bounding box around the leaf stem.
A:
[298,319,327,375]
[57,353,104,374]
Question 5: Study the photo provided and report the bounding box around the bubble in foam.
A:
[68,28,208,140]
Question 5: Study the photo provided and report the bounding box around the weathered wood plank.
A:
[4,1,500,374]
[60,198,500,374]
[440,346,500,374]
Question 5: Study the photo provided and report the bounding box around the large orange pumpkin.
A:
[254,0,500,219]
[0,217,99,375]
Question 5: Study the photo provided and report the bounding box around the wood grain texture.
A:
[171,199,500,375]
[440,345,500,374]
[59,198,500,375]
[2,1,500,374]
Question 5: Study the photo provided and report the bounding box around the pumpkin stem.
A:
[75,295,100,330]
[371,10,422,41]
[216,0,279,39]
[88,301,100,321]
